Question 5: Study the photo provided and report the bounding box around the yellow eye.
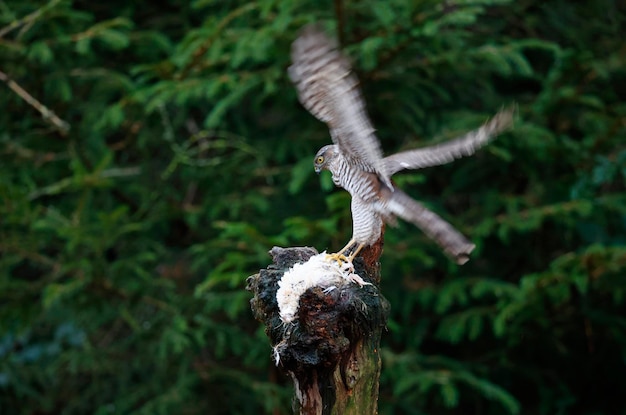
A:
[316,156,324,164]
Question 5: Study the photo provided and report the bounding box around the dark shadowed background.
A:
[1,0,625,414]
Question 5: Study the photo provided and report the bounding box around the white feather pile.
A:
[276,252,370,323]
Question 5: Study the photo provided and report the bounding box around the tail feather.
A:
[387,189,475,264]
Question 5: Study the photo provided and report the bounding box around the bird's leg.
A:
[345,242,365,263]
[336,240,357,257]
[326,239,366,265]
[326,239,357,264]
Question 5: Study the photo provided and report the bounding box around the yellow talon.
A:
[325,239,366,265]
[325,252,351,265]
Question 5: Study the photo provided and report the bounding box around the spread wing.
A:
[289,25,391,187]
[384,107,515,175]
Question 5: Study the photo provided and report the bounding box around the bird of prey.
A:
[288,25,514,265]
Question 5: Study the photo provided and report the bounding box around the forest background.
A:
[1,0,625,414]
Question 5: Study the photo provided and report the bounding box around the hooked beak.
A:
[314,166,321,174]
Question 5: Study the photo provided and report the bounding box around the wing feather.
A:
[289,25,391,186]
[384,107,515,175]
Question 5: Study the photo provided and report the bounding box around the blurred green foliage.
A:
[1,0,625,414]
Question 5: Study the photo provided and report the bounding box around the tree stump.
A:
[247,240,389,415]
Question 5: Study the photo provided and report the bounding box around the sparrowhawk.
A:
[289,25,514,265]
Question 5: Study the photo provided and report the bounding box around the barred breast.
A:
[330,154,383,203]
[350,197,384,245]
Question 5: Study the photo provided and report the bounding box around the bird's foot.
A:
[323,253,370,287]
[322,285,337,294]
[346,273,371,287]
[325,252,352,266]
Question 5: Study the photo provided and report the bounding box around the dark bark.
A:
[247,240,389,415]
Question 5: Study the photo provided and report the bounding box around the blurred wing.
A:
[384,107,515,175]
[289,25,391,186]
[386,187,476,265]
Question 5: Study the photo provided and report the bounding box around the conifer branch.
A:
[0,0,62,39]
[0,69,70,135]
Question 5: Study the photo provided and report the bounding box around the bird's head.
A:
[313,145,337,174]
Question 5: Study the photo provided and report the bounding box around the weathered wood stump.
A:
[247,241,389,415]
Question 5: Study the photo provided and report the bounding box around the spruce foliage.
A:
[1,0,624,414]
